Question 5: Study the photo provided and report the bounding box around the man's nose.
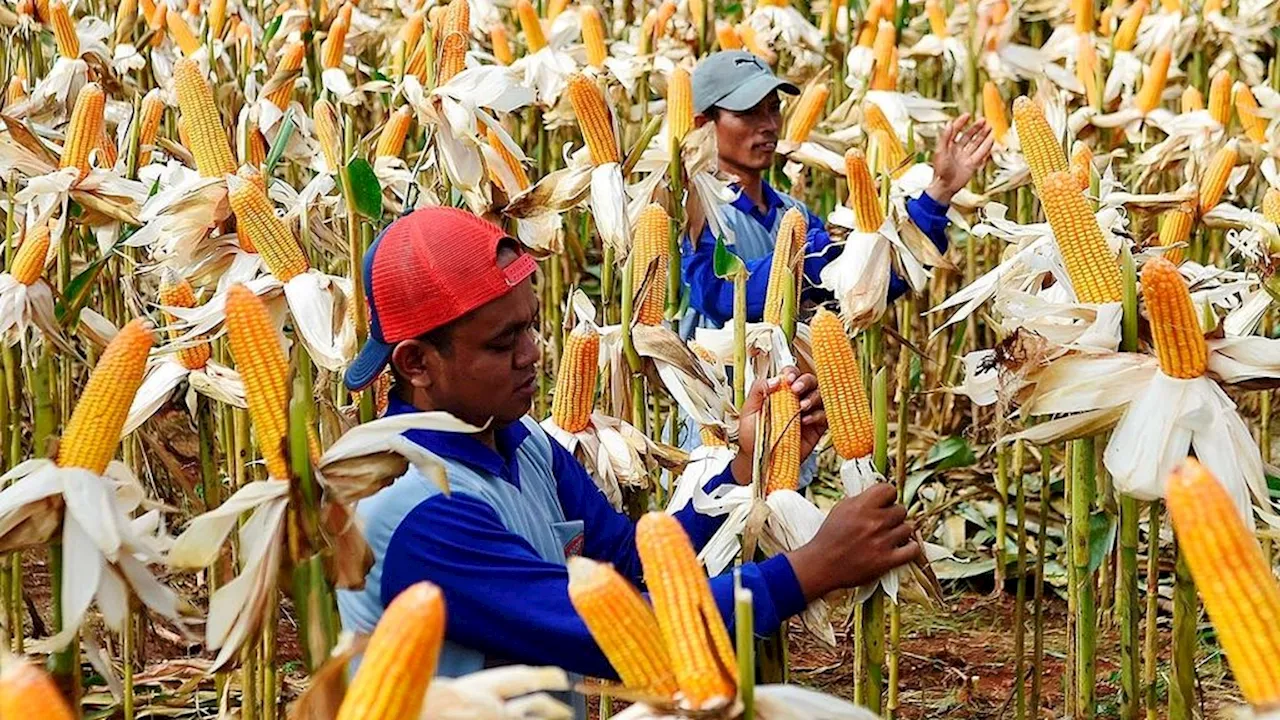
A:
[516,330,541,368]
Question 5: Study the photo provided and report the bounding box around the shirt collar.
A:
[386,395,531,480]
[730,180,785,228]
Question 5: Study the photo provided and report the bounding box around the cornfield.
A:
[0,0,1274,718]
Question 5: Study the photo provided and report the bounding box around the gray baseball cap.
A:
[692,50,800,115]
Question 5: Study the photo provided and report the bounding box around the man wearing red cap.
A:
[338,207,920,716]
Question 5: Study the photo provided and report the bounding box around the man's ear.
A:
[694,114,710,128]
[390,339,436,391]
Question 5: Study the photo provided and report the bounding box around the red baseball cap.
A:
[344,207,537,391]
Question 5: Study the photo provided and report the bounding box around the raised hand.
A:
[925,113,996,205]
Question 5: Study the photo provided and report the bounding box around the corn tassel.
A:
[784,82,828,143]
[716,22,743,50]
[983,82,1010,144]
[173,58,237,178]
[635,513,737,709]
[551,323,598,433]
[60,83,105,181]
[1209,70,1232,126]
[1136,46,1170,114]
[57,318,154,474]
[166,9,201,56]
[1158,201,1195,265]
[567,557,680,698]
[0,655,75,720]
[1142,256,1207,378]
[1070,141,1093,190]
[811,307,873,460]
[485,126,530,191]
[225,284,292,479]
[1040,171,1124,303]
[926,0,948,36]
[567,73,620,166]
[1112,0,1145,50]
[49,0,78,58]
[1234,83,1267,143]
[1198,140,1237,214]
[762,207,807,324]
[845,149,885,233]
[265,40,306,110]
[137,88,165,166]
[1181,86,1205,113]
[313,99,343,171]
[159,270,212,371]
[335,582,446,720]
[632,203,671,326]
[490,24,513,65]
[1013,96,1069,192]
[517,0,545,52]
[228,170,310,282]
[8,224,50,286]
[764,386,802,495]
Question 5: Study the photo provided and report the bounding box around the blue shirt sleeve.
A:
[887,191,952,302]
[681,224,774,327]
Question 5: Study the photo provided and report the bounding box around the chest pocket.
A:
[551,520,585,562]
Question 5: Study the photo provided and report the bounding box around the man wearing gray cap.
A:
[680,50,994,332]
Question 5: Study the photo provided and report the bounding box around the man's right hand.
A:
[786,483,921,601]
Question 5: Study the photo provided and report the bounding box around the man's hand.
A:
[730,367,827,485]
[925,113,995,205]
[787,483,921,600]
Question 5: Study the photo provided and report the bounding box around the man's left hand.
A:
[925,113,995,205]
[731,367,828,485]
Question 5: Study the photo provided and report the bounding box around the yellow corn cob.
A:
[335,582,446,720]
[632,203,671,326]
[148,2,166,47]
[857,2,881,46]
[668,67,693,145]
[137,88,165,166]
[926,0,948,36]
[1098,6,1114,37]
[159,270,211,371]
[1142,255,1207,378]
[1198,140,1237,214]
[1135,46,1170,114]
[210,0,227,38]
[1039,171,1124,303]
[438,32,467,83]
[1181,86,1205,113]
[1202,0,1222,14]
[517,0,545,52]
[869,128,907,178]
[551,323,598,433]
[376,106,413,159]
[265,40,306,110]
[1208,69,1232,126]
[1077,35,1101,108]
[983,82,1010,144]
[762,207,807,325]
[399,11,426,60]
[1157,201,1195,265]
[96,126,118,169]
[322,2,352,69]
[640,10,657,53]
[405,35,430,81]
[186,0,197,16]
[784,82,829,143]
[871,22,896,89]
[567,73,620,166]
[173,58,237,178]
[1073,0,1093,33]
[245,126,268,167]
[229,170,310,282]
[5,77,25,108]
[60,83,105,181]
[7,224,50,286]
[635,513,736,709]
[716,21,743,50]
[739,22,775,64]
[845,149,884,233]
[811,307,873,460]
[1166,458,1280,707]
[1264,186,1280,225]
[167,9,201,56]
[1111,0,1145,50]
[547,0,571,21]
[1234,83,1267,143]
[312,99,342,170]
[764,386,801,495]
[1070,141,1093,190]
[0,655,75,720]
[567,557,680,699]
[57,318,154,474]
[49,1,78,59]
[582,6,608,69]
[654,0,676,39]
[225,284,292,479]
[441,0,470,69]
[862,101,894,139]
[176,116,191,152]
[485,126,530,191]
[138,0,154,21]
[1013,96,1069,193]
[490,23,513,65]
[699,427,726,447]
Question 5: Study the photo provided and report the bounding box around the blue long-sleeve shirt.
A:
[682,182,952,328]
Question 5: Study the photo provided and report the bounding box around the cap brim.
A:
[712,76,800,112]
[344,337,395,391]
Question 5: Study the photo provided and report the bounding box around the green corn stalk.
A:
[1013,438,1027,719]
[1071,437,1097,719]
[736,571,756,720]
[1169,547,1197,720]
[1118,247,1141,719]
[861,367,890,712]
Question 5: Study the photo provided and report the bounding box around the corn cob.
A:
[490,24,513,65]
[60,83,105,181]
[547,0,570,22]
[185,0,196,15]
[869,128,907,178]
[1198,140,1237,214]
[716,21,743,50]
[632,203,671,326]
[567,557,680,698]
[762,207,807,325]
[159,270,211,371]
[784,82,829,143]
[581,6,608,69]
[5,77,25,108]
[764,385,802,495]
[668,67,693,146]
[1157,201,1195,265]
[1098,6,1114,37]
[870,23,896,90]
[811,307,873,460]
[1077,35,1101,108]
[8,224,50,286]
[1208,70,1232,126]
[1112,0,1145,50]
[517,0,545,52]
[225,284,292,479]
[1166,458,1280,708]
[700,427,727,447]
[845,149,884,233]
[210,0,227,38]
[399,11,426,61]
[551,323,598,433]
[1073,0,1093,33]
[926,0,948,36]
[137,0,154,20]
[173,58,237,178]
[1013,96,1069,192]
[857,2,881,46]
[1135,46,1170,114]
[376,106,413,159]
[1234,83,1267,143]
[438,32,467,83]
[485,126,530,191]
[322,2,352,69]
[567,74,619,166]
[1202,0,1222,14]
[1264,186,1280,225]
[0,655,75,720]
[49,0,78,58]
[167,9,201,56]
[57,318,154,474]
[739,22,775,64]
[265,40,306,110]
[983,82,1009,144]
[335,582,446,720]
[96,126,118,169]
[405,35,430,81]
[1181,86,1204,113]
[147,2,166,47]
[1039,171,1124,303]
[176,116,191,153]
[1141,255,1207,378]
[640,10,657,53]
[1070,141,1094,190]
[229,170,308,280]
[635,513,736,709]
[137,89,165,166]
[312,99,343,170]
[654,0,677,39]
